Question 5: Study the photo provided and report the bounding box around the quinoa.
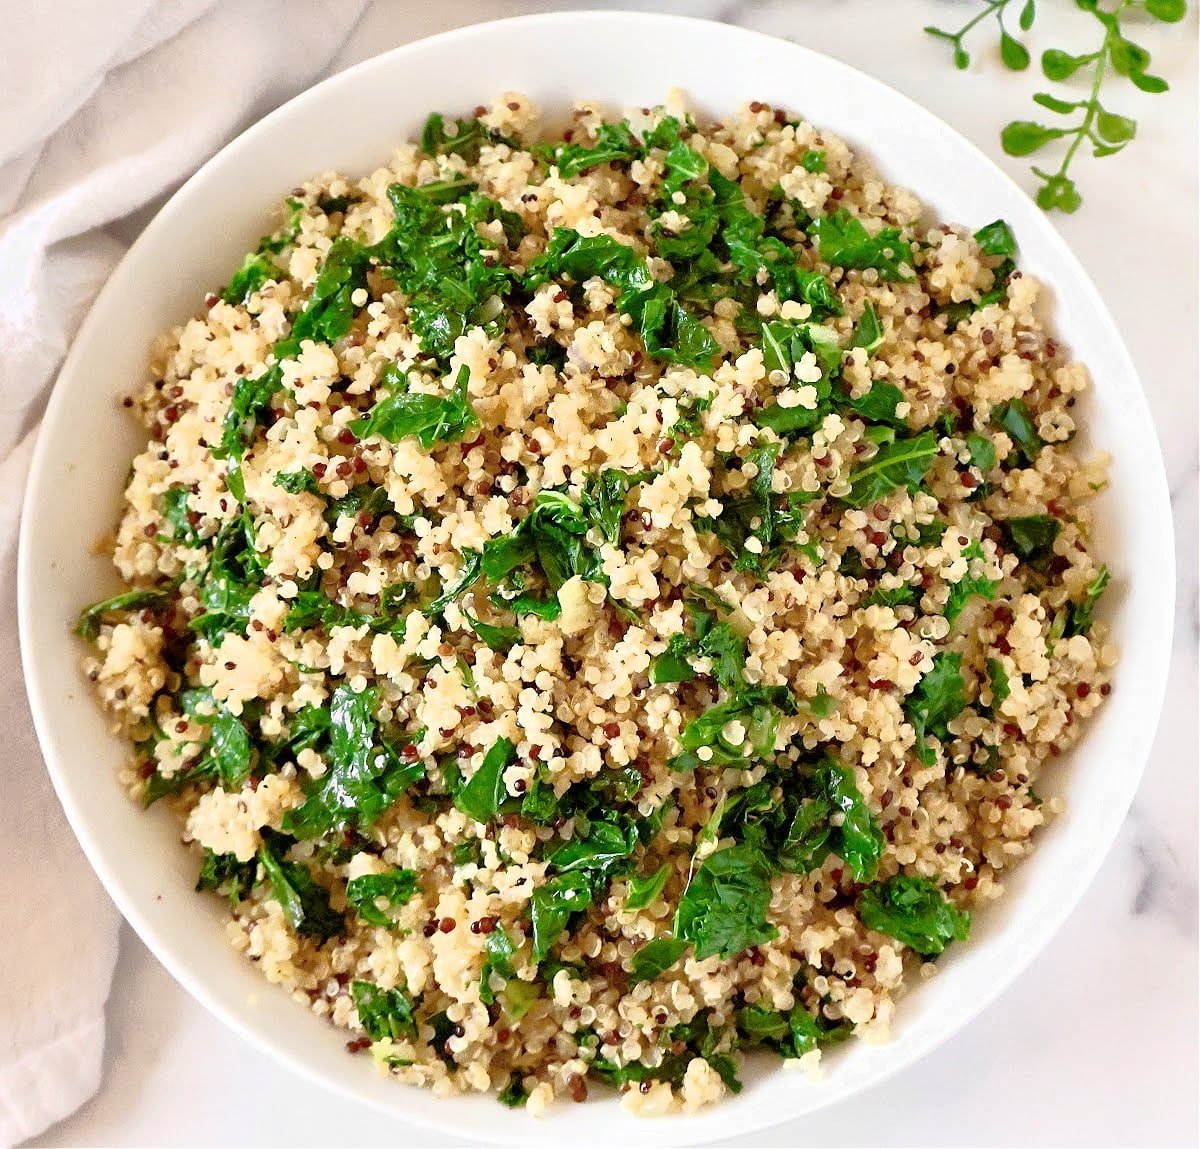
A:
[77,90,1116,1115]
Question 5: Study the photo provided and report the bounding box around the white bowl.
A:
[18,11,1174,1145]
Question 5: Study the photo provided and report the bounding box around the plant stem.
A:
[926,0,1017,59]
[959,0,1011,41]
[1048,0,1129,182]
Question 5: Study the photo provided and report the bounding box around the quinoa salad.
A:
[77,92,1116,1115]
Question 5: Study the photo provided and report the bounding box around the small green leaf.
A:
[1110,37,1151,79]
[1130,71,1169,94]
[347,869,419,927]
[851,300,885,354]
[955,44,970,70]
[1033,170,1083,214]
[625,863,673,912]
[674,841,779,960]
[991,398,1044,463]
[965,432,997,472]
[1032,91,1083,116]
[76,585,174,642]
[1095,108,1137,144]
[1019,0,1037,31]
[530,872,593,961]
[973,219,1016,259]
[840,431,939,508]
[905,652,968,766]
[465,612,522,653]
[1000,32,1030,71]
[1145,0,1187,20]
[1001,120,1065,157]
[629,936,689,983]
[1002,514,1061,563]
[259,834,343,941]
[352,979,416,1040]
[1041,49,1089,81]
[987,658,1012,707]
[859,874,971,956]
[498,1076,529,1108]
[1064,564,1110,636]
[455,738,517,824]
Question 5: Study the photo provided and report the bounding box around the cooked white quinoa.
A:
[79,91,1116,1115]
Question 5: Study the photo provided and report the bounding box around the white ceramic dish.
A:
[18,11,1174,1145]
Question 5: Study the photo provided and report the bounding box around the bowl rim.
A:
[17,9,1175,1145]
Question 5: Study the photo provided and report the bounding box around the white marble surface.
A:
[33,2,1199,1145]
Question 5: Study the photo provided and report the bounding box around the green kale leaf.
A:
[455,737,517,824]
[674,841,779,960]
[350,364,479,450]
[352,979,417,1040]
[858,873,971,956]
[346,868,419,927]
[840,430,939,508]
[904,652,969,765]
[259,831,343,941]
[809,210,915,279]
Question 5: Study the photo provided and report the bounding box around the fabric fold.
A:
[0,2,369,1142]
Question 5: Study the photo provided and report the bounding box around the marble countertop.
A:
[35,2,1198,1145]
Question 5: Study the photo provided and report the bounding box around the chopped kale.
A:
[420,112,496,162]
[374,181,519,364]
[481,490,603,592]
[76,584,174,643]
[189,513,266,645]
[350,364,480,450]
[464,612,522,653]
[864,584,918,609]
[455,737,517,823]
[965,432,997,472]
[524,229,719,368]
[651,606,747,690]
[282,686,420,838]
[674,841,780,960]
[904,653,969,765]
[1063,564,1110,636]
[624,862,673,911]
[497,1075,529,1108]
[538,120,643,177]
[274,468,322,495]
[986,658,1012,707]
[352,979,417,1040]
[580,468,653,545]
[161,486,201,545]
[858,873,971,956]
[991,398,1044,464]
[259,831,343,941]
[851,300,885,354]
[530,872,593,962]
[840,430,939,508]
[629,936,689,983]
[346,868,419,927]
[809,210,914,279]
[1002,514,1061,564]
[424,549,483,617]
[196,849,258,907]
[668,685,796,772]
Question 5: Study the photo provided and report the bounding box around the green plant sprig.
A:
[926,0,1037,71]
[926,0,1187,213]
